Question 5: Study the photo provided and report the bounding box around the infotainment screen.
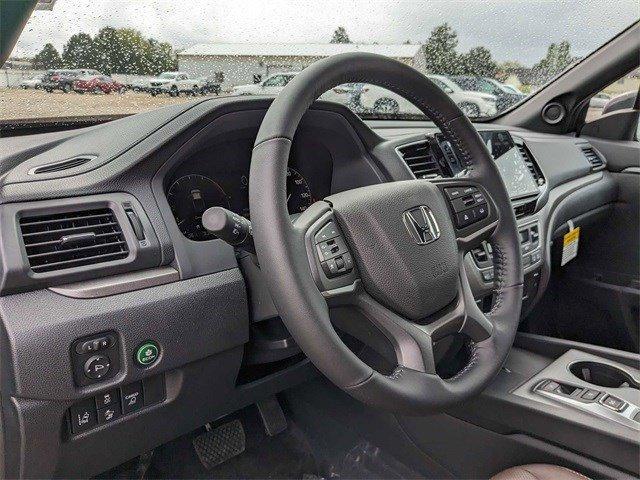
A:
[477,131,539,199]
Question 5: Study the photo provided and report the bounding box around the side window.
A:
[587,73,639,123]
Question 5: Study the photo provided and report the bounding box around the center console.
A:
[434,130,546,315]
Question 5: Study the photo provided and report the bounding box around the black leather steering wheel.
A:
[249,53,523,414]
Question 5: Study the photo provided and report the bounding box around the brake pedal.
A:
[256,395,287,436]
[192,419,245,470]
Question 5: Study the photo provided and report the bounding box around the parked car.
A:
[147,72,203,96]
[230,73,366,107]
[127,78,150,93]
[450,76,526,111]
[200,77,222,95]
[19,74,44,89]
[72,75,126,94]
[231,72,298,96]
[41,68,101,93]
[358,74,498,117]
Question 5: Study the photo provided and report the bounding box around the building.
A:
[177,43,425,90]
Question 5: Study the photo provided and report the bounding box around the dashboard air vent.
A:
[515,141,545,186]
[580,146,605,170]
[19,208,129,273]
[28,155,95,175]
[513,200,537,219]
[397,141,441,179]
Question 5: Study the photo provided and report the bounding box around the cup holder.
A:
[569,361,639,389]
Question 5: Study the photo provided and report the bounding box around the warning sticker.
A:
[561,226,580,266]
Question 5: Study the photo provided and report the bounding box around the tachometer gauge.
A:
[286,167,314,213]
[167,174,229,241]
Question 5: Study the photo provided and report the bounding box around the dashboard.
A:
[0,97,613,479]
[165,135,333,240]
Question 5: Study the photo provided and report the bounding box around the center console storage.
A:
[448,337,640,477]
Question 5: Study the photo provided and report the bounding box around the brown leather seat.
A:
[491,464,590,480]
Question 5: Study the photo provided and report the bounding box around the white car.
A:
[19,75,44,89]
[231,73,299,96]
[230,72,356,104]
[147,72,203,97]
[359,74,497,117]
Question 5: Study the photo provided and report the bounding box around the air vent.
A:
[515,141,545,186]
[580,146,605,170]
[513,200,537,219]
[397,141,441,179]
[28,156,95,175]
[19,208,129,273]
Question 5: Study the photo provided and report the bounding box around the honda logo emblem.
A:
[402,206,440,245]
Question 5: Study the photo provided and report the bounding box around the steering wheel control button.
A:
[135,341,160,367]
[95,388,120,409]
[121,381,144,414]
[600,395,627,412]
[316,236,348,261]
[97,404,122,425]
[456,210,475,228]
[314,221,340,243]
[84,355,111,380]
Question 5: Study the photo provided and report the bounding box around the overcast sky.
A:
[12,0,639,66]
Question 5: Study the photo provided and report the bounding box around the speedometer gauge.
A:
[286,168,314,213]
[167,174,229,241]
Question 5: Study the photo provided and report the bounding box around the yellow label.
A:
[563,227,580,246]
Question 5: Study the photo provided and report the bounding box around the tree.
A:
[460,46,497,77]
[32,43,63,69]
[62,33,94,68]
[66,26,177,75]
[534,40,574,79]
[330,26,351,44]
[423,23,462,75]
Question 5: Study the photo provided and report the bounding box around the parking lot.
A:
[1,87,608,123]
[0,87,212,121]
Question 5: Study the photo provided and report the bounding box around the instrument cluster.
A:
[165,136,333,241]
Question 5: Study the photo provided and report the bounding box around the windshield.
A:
[4,0,637,123]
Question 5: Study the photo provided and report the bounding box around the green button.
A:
[135,342,159,366]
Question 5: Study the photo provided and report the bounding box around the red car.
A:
[72,75,126,94]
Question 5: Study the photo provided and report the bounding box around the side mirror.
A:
[580,109,639,141]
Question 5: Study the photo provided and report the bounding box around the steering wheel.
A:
[249,53,523,414]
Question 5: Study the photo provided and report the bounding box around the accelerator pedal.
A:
[256,395,287,436]
[192,419,246,470]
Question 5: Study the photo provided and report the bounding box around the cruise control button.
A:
[472,203,488,220]
[342,252,354,271]
[481,270,494,282]
[84,355,111,380]
[97,404,122,424]
[70,398,97,434]
[121,382,144,414]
